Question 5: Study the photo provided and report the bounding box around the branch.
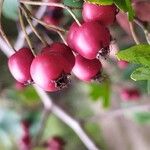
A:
[34,85,99,150]
[20,0,81,26]
[92,103,150,120]
[15,0,48,50]
[0,35,100,150]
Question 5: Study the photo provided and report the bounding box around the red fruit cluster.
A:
[45,136,65,150]
[67,2,118,81]
[120,88,141,101]
[8,2,118,92]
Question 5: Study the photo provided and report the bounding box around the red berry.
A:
[30,53,70,91]
[67,21,111,59]
[8,48,34,84]
[67,22,79,50]
[46,136,65,150]
[42,42,75,73]
[120,88,141,101]
[82,2,118,26]
[117,60,129,69]
[43,15,60,26]
[19,134,31,150]
[73,55,102,82]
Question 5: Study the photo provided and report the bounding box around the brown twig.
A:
[20,4,48,46]
[18,8,36,56]
[20,0,81,26]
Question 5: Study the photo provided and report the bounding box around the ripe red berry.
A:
[43,15,60,26]
[46,136,65,150]
[120,88,141,101]
[82,2,118,26]
[67,22,79,50]
[42,42,75,73]
[67,21,111,59]
[8,48,34,84]
[117,60,129,69]
[73,55,102,82]
[30,53,70,92]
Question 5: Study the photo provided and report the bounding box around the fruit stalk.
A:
[18,8,36,56]
[20,0,81,26]
[20,4,48,46]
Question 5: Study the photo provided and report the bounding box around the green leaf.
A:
[125,0,135,21]
[147,80,150,94]
[114,0,128,12]
[116,44,150,66]
[131,66,150,81]
[132,112,150,124]
[88,80,111,108]
[63,0,83,7]
[85,0,113,5]
[2,0,19,21]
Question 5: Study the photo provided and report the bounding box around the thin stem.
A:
[15,0,48,50]
[0,0,16,51]
[129,21,140,45]
[31,15,67,42]
[57,31,67,45]
[21,4,48,46]
[18,8,36,56]
[31,16,66,33]
[134,19,150,44]
[20,0,81,26]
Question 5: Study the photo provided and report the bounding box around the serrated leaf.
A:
[116,44,150,66]
[88,80,111,108]
[125,0,135,21]
[85,0,113,5]
[131,66,150,81]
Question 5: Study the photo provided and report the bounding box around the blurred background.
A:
[0,0,150,150]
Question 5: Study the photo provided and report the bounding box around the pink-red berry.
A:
[67,21,111,59]
[120,88,141,101]
[46,136,65,150]
[82,2,118,26]
[8,48,34,84]
[117,60,129,69]
[42,42,75,73]
[73,55,102,82]
[30,53,70,91]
